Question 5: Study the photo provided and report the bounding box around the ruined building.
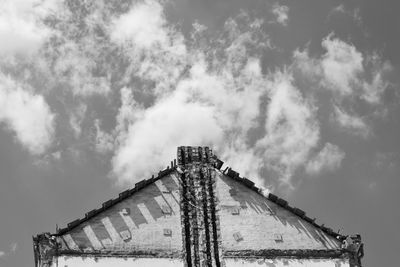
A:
[33,146,364,267]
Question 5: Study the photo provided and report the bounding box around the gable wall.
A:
[58,174,183,256]
[215,172,342,252]
[51,256,349,267]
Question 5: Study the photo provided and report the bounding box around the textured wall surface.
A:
[50,256,348,267]
[58,174,183,256]
[54,256,184,267]
[224,258,349,267]
[34,147,359,267]
[215,171,342,252]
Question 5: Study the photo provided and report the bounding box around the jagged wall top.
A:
[177,146,215,166]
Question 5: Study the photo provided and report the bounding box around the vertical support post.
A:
[177,146,223,267]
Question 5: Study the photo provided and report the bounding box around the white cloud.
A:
[0,74,55,154]
[272,3,289,26]
[332,105,370,138]
[111,0,169,49]
[256,72,320,186]
[109,4,339,189]
[26,1,387,190]
[0,251,5,258]
[328,4,362,26]
[69,103,87,138]
[111,10,275,185]
[94,119,114,154]
[293,48,322,80]
[294,35,391,104]
[110,0,187,97]
[293,35,391,140]
[320,35,363,96]
[0,0,58,57]
[112,92,224,184]
[52,40,111,97]
[306,143,345,175]
[361,54,392,104]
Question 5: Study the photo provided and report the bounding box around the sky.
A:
[0,0,399,266]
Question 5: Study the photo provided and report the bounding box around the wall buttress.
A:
[177,146,223,267]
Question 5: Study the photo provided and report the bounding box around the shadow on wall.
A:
[219,174,338,249]
[61,174,180,250]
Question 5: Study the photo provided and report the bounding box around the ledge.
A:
[223,249,349,259]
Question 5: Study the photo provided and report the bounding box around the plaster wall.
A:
[224,258,350,267]
[54,256,184,267]
[216,172,342,251]
[52,256,349,267]
[58,174,183,255]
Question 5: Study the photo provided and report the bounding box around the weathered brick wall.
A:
[58,174,183,256]
[215,171,342,252]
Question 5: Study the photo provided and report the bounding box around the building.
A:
[33,146,364,267]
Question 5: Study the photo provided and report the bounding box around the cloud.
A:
[294,34,391,103]
[111,0,170,49]
[293,34,391,138]
[256,72,320,186]
[0,251,5,258]
[1,0,388,191]
[93,119,114,154]
[0,0,58,57]
[328,4,362,26]
[0,74,55,154]
[361,53,392,104]
[32,1,116,97]
[108,2,366,189]
[320,35,363,96]
[51,39,112,97]
[69,103,87,138]
[112,93,224,184]
[110,7,275,185]
[272,3,289,26]
[306,143,345,175]
[332,105,370,138]
[110,0,187,97]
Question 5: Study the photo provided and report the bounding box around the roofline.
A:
[219,166,346,241]
[56,164,177,236]
[55,155,345,241]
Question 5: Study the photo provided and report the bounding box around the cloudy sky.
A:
[0,0,399,266]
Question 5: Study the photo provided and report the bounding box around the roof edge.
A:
[56,164,177,236]
[220,165,345,241]
[52,155,348,241]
